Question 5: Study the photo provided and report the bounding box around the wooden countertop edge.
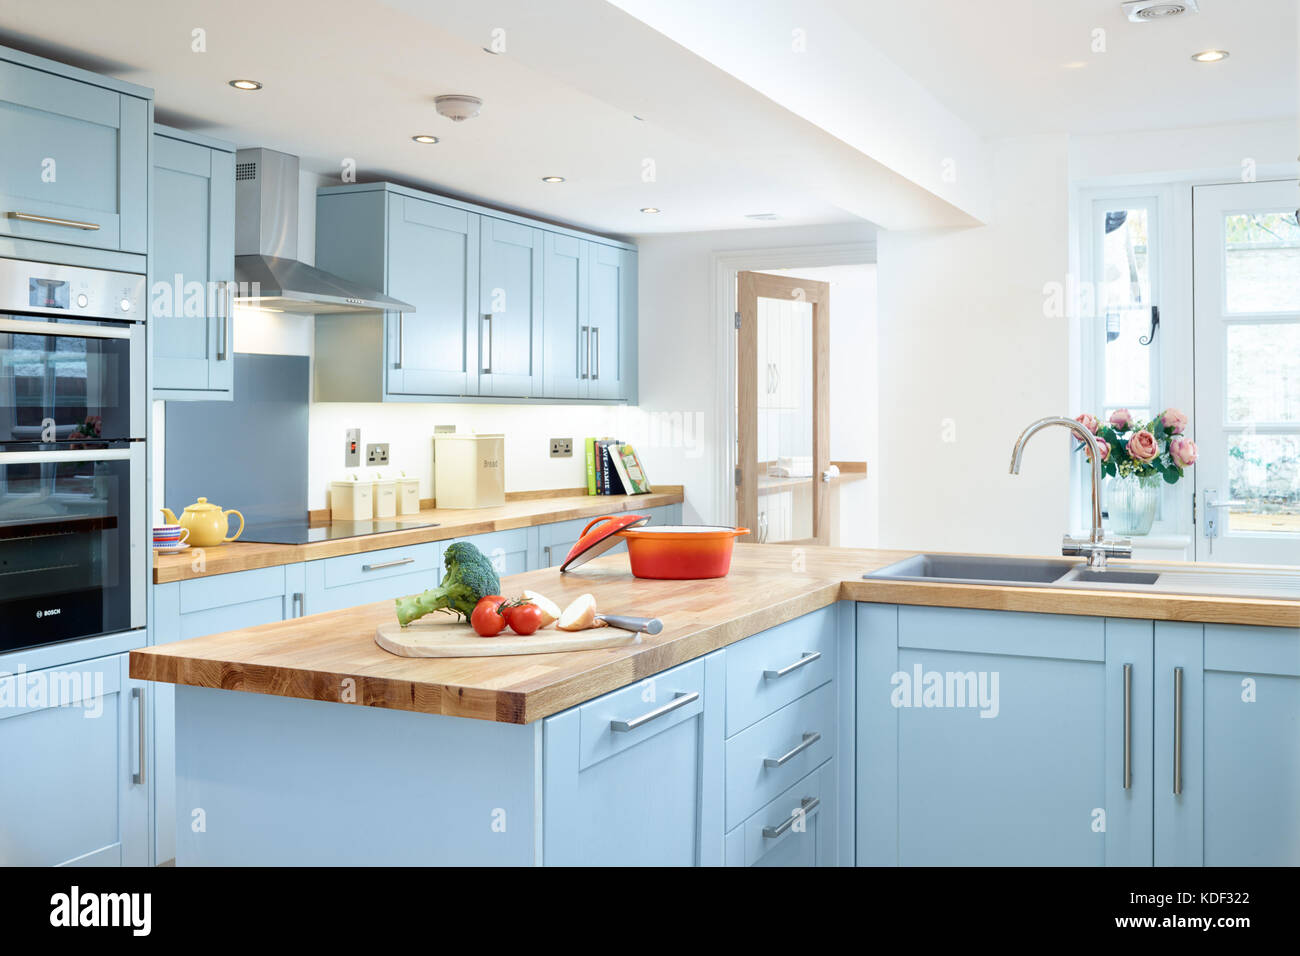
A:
[152,489,685,584]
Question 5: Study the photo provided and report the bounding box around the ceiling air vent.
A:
[1122,0,1199,21]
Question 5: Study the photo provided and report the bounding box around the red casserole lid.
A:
[560,513,650,572]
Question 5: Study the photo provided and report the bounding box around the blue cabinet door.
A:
[541,232,588,399]
[387,194,481,397]
[0,652,148,866]
[1156,621,1300,865]
[479,217,543,397]
[588,244,636,401]
[0,56,149,254]
[543,652,724,865]
[449,528,533,579]
[151,128,235,397]
[858,604,1153,866]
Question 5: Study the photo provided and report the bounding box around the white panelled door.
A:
[1192,180,1300,564]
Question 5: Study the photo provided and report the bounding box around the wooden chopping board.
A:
[375,616,642,658]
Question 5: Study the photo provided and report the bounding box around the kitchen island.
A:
[130,545,1300,866]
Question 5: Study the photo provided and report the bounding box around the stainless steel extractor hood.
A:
[232,148,414,315]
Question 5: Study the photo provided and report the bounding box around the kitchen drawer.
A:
[179,565,287,614]
[725,604,836,735]
[725,761,835,867]
[578,657,705,771]
[725,680,835,827]
[321,542,439,590]
[456,528,531,577]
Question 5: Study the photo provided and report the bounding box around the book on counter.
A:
[585,438,652,495]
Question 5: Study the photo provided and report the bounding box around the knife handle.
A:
[600,614,663,635]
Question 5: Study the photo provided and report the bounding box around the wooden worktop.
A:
[152,487,684,583]
[131,544,1300,725]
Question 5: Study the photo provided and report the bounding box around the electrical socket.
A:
[345,428,361,468]
[550,438,573,458]
[366,443,390,466]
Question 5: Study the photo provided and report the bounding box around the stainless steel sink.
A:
[1058,568,1161,587]
[865,553,1079,586]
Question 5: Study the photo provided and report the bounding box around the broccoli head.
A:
[394,541,501,627]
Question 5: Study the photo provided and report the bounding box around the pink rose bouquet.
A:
[1071,408,1197,484]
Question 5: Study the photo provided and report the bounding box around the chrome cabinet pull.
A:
[610,690,699,733]
[0,448,131,465]
[543,544,553,565]
[132,687,146,786]
[362,557,415,572]
[481,313,493,374]
[1173,666,1183,796]
[7,210,100,230]
[762,796,820,839]
[292,592,304,617]
[0,318,130,339]
[590,326,599,380]
[394,313,405,370]
[216,281,231,361]
[579,325,589,379]
[764,651,821,680]
[764,731,821,768]
[1123,662,1132,790]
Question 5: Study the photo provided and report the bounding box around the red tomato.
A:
[470,596,506,636]
[507,603,544,636]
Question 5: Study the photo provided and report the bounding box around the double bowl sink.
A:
[866,553,1300,601]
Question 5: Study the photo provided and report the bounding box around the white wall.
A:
[875,135,1073,556]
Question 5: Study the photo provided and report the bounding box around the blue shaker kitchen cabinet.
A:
[587,243,637,402]
[150,126,236,399]
[0,651,149,866]
[0,47,150,256]
[1155,621,1300,866]
[857,604,1154,866]
[543,652,724,865]
[541,232,588,399]
[478,217,543,398]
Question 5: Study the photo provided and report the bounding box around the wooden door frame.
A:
[737,270,831,544]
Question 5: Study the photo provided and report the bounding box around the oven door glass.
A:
[0,443,144,652]
[0,317,143,444]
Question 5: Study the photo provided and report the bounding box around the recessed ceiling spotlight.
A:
[1123,0,1199,21]
[640,207,660,214]
[1191,49,1229,62]
[228,79,262,91]
[541,176,565,183]
[1062,61,1087,70]
[412,134,439,144]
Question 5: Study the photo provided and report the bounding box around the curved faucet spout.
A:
[1009,415,1106,551]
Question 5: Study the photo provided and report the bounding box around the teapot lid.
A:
[184,497,221,512]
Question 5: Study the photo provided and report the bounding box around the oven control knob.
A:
[76,293,89,308]
[120,298,132,312]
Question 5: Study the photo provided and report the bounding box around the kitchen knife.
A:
[598,614,663,635]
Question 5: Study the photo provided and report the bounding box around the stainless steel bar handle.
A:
[132,687,146,786]
[764,651,822,680]
[763,731,822,768]
[762,796,820,839]
[0,318,131,339]
[610,690,699,733]
[7,210,100,231]
[1123,663,1132,790]
[481,313,493,374]
[0,448,132,465]
[394,313,405,370]
[580,325,590,379]
[543,544,553,565]
[1173,666,1183,796]
[216,281,230,361]
[591,326,599,380]
[362,557,416,572]
[292,592,304,617]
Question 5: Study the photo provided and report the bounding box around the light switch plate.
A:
[366,443,389,466]
[550,438,573,458]
[345,428,361,468]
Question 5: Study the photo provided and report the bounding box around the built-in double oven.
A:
[0,256,146,653]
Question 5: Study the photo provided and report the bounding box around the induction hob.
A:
[239,518,439,545]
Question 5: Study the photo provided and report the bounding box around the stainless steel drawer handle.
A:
[1173,666,1183,796]
[764,651,822,680]
[580,325,590,379]
[1123,662,1132,790]
[610,690,699,733]
[762,796,820,839]
[0,448,131,465]
[764,731,822,768]
[292,592,304,617]
[590,326,599,380]
[481,313,493,374]
[132,687,146,786]
[7,210,101,231]
[0,318,131,339]
[362,557,416,572]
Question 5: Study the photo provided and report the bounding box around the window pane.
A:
[1225,211,1300,313]
[1100,208,1154,410]
[1103,311,1153,409]
[1226,323,1300,423]
[1228,432,1300,534]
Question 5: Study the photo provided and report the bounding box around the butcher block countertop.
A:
[152,487,684,584]
[131,544,1300,725]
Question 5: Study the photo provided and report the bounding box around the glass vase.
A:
[1105,472,1161,536]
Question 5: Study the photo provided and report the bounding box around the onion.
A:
[557,593,606,631]
[522,589,561,628]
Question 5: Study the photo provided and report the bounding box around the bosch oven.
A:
[0,257,146,653]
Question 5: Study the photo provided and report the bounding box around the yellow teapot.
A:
[160,497,244,547]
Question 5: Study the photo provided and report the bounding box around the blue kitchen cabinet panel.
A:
[541,232,588,399]
[1155,621,1300,866]
[587,243,637,402]
[447,527,534,579]
[857,604,1153,866]
[304,541,440,614]
[151,126,236,399]
[0,651,149,866]
[543,652,724,866]
[0,49,150,255]
[478,217,543,398]
[725,761,836,866]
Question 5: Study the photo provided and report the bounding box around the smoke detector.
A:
[434,94,483,122]
[1122,0,1199,21]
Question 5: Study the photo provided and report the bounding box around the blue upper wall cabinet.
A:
[151,126,236,400]
[0,47,150,257]
[314,182,636,404]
